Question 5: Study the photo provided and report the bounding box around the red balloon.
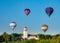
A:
[24,9,30,16]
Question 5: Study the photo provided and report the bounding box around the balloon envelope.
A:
[24,9,30,16]
[41,24,48,32]
[45,7,54,17]
[10,22,16,31]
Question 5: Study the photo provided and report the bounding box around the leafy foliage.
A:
[0,32,60,43]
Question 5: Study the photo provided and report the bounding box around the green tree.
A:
[45,35,52,39]
[3,32,10,43]
[38,34,45,39]
[0,35,4,42]
[19,34,23,37]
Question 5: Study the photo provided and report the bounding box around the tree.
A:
[19,33,23,37]
[0,35,4,42]
[3,32,10,43]
[45,35,52,39]
[38,34,45,39]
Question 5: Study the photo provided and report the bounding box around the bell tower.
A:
[23,26,28,39]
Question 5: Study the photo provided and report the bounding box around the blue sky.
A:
[0,0,60,35]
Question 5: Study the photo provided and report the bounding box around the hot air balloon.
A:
[41,24,48,32]
[10,22,16,31]
[24,9,30,16]
[45,7,54,17]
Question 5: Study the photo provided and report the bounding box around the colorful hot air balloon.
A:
[41,24,48,32]
[24,9,30,16]
[45,7,54,17]
[10,22,16,31]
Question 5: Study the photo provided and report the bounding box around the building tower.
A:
[23,26,28,39]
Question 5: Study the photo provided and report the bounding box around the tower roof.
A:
[24,26,28,31]
[24,26,27,28]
